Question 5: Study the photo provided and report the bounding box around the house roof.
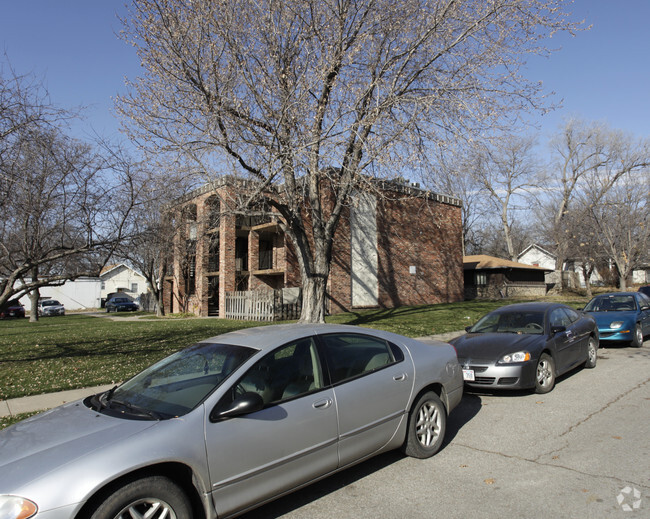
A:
[464,255,551,272]
[517,243,557,261]
[100,264,144,278]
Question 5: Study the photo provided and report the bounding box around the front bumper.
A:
[115,305,138,311]
[41,309,64,316]
[457,358,536,390]
[598,328,633,342]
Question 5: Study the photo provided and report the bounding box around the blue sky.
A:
[1,1,649,145]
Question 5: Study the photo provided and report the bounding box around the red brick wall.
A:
[376,194,464,308]
[165,182,463,316]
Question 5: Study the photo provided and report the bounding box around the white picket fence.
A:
[224,289,301,321]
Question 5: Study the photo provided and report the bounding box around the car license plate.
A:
[462,369,475,381]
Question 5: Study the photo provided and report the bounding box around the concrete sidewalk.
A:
[1,331,465,419]
[1,384,115,418]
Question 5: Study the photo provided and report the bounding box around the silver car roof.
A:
[198,323,398,352]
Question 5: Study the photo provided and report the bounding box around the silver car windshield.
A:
[103,343,257,419]
[469,311,545,335]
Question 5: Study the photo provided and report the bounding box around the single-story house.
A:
[100,264,150,307]
[463,255,552,300]
[518,243,606,288]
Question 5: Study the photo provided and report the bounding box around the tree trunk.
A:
[581,264,593,298]
[156,288,165,317]
[299,274,328,323]
[29,287,40,323]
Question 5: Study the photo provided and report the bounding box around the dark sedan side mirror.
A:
[465,326,472,332]
[550,325,566,336]
[211,392,264,422]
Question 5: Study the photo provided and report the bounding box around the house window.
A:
[475,272,487,286]
[101,281,106,290]
[131,283,138,293]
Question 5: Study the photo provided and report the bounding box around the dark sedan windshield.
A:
[584,295,636,312]
[96,343,257,419]
[469,310,545,335]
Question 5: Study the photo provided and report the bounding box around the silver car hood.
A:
[0,399,157,490]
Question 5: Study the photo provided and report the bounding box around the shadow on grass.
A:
[328,300,511,332]
[0,314,257,363]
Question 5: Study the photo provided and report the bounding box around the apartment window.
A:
[259,238,273,270]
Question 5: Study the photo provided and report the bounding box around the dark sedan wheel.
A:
[90,476,192,519]
[402,391,446,459]
[535,353,555,394]
[584,337,598,369]
[631,324,643,348]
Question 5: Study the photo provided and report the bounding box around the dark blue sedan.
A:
[450,302,599,394]
[105,296,139,312]
[583,292,650,347]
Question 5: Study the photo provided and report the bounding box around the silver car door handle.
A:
[313,398,333,410]
[393,373,407,381]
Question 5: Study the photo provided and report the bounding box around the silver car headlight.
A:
[610,321,624,330]
[0,496,37,519]
[498,351,531,364]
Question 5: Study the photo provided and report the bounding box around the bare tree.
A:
[542,119,649,281]
[118,0,581,322]
[585,168,650,291]
[113,160,197,316]
[468,135,540,260]
[0,68,142,317]
[426,144,488,256]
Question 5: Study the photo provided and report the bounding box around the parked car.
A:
[105,296,139,312]
[37,299,65,317]
[583,291,650,348]
[450,302,598,394]
[638,285,650,298]
[0,299,25,319]
[0,324,462,519]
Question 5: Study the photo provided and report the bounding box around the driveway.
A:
[239,342,650,518]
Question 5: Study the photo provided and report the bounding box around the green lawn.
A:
[0,297,588,401]
[0,315,262,400]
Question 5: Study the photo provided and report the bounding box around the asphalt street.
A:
[239,341,650,519]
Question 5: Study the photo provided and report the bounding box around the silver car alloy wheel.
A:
[114,498,177,519]
[537,358,553,388]
[588,339,597,364]
[415,400,442,448]
[635,325,643,346]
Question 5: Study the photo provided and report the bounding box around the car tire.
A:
[535,353,556,394]
[401,391,446,459]
[89,476,192,519]
[584,336,598,369]
[631,324,643,348]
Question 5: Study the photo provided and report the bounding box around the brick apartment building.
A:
[163,178,464,317]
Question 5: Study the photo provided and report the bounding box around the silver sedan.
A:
[0,324,462,519]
